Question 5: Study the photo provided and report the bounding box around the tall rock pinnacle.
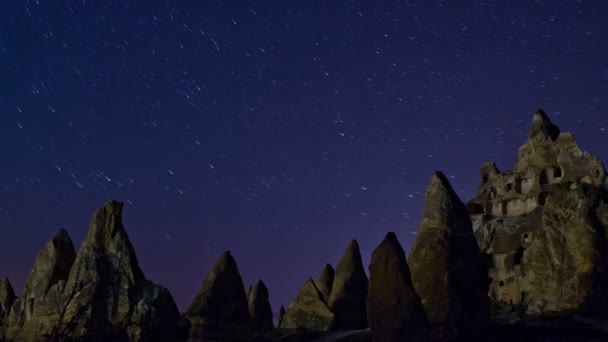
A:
[248,279,274,332]
[327,239,368,330]
[367,232,429,342]
[186,251,252,340]
[409,171,488,339]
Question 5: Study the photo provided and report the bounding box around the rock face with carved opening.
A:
[468,109,608,321]
[327,239,368,330]
[367,232,429,342]
[186,251,252,341]
[409,171,489,339]
[4,200,182,342]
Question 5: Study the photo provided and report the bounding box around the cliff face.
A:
[468,109,608,321]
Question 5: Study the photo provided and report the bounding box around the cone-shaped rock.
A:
[4,229,77,340]
[186,251,252,340]
[368,232,429,342]
[316,263,335,303]
[409,172,488,339]
[280,278,334,331]
[248,279,274,332]
[327,239,368,330]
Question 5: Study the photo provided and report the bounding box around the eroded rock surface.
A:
[409,171,488,339]
[327,240,368,330]
[248,279,274,332]
[367,232,429,342]
[5,200,182,342]
[280,278,334,331]
[185,251,252,341]
[468,110,608,321]
[316,264,335,303]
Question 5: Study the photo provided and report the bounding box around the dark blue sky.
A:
[1,0,608,312]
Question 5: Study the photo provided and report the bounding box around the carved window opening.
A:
[501,202,508,215]
[540,170,549,185]
[499,281,505,287]
[515,178,523,193]
[514,246,524,265]
[538,193,546,206]
[597,169,601,177]
[483,174,489,183]
[489,187,497,200]
[554,166,563,178]
[506,183,513,192]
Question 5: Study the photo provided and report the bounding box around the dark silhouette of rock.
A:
[327,239,368,330]
[185,250,252,340]
[367,232,429,342]
[5,200,182,342]
[469,110,608,321]
[0,278,15,340]
[409,171,489,339]
[278,305,286,328]
[248,279,274,332]
[316,263,335,303]
[280,278,334,331]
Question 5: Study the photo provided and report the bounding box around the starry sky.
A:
[1,0,608,313]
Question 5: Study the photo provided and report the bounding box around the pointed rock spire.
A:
[409,172,488,339]
[248,279,274,332]
[367,232,429,342]
[186,251,252,340]
[316,263,335,302]
[327,239,368,330]
[280,278,334,331]
[23,228,76,300]
[0,278,15,319]
[60,200,180,340]
[529,108,560,141]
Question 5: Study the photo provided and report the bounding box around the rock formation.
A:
[408,171,489,339]
[185,251,252,341]
[467,109,608,321]
[4,228,77,341]
[0,278,15,340]
[367,232,429,342]
[316,263,335,303]
[278,305,286,327]
[248,279,274,332]
[280,278,334,331]
[327,239,368,330]
[4,200,182,342]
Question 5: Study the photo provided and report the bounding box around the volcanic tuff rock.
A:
[409,171,489,339]
[327,239,368,330]
[185,251,252,341]
[0,278,15,340]
[468,109,608,321]
[248,279,274,332]
[367,232,429,342]
[316,263,335,303]
[280,278,335,331]
[4,228,77,341]
[5,200,182,342]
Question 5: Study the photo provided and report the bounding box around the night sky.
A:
[2,1,608,313]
